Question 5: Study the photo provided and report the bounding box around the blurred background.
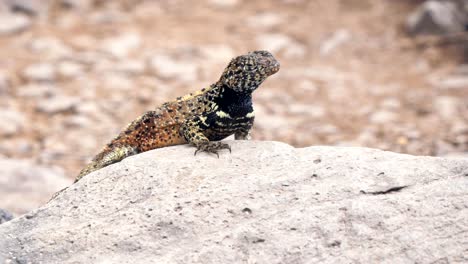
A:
[0,0,467,215]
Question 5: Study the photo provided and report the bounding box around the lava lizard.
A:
[72,50,280,183]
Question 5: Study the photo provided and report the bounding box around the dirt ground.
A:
[0,0,467,180]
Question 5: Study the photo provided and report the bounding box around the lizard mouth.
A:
[265,61,280,76]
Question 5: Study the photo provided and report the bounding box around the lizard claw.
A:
[194,142,231,157]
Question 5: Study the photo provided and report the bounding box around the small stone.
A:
[63,115,91,128]
[246,13,283,29]
[437,76,468,90]
[29,37,73,59]
[17,84,57,98]
[0,109,25,136]
[4,0,48,15]
[288,104,325,118]
[0,71,11,95]
[114,59,146,75]
[320,29,351,56]
[380,98,401,110]
[36,96,79,114]
[57,61,85,79]
[370,111,398,124]
[101,33,142,58]
[209,0,240,8]
[0,13,30,35]
[434,96,459,119]
[199,45,235,63]
[101,73,134,91]
[148,54,198,82]
[22,63,56,82]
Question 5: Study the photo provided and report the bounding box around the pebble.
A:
[370,110,399,124]
[380,98,401,110]
[436,76,468,90]
[57,61,85,79]
[208,0,240,8]
[199,45,235,63]
[434,96,459,119]
[0,13,31,35]
[0,109,25,136]
[114,59,146,75]
[22,63,56,82]
[101,33,142,58]
[29,37,73,59]
[246,13,283,29]
[3,0,47,15]
[320,29,351,56]
[148,54,198,82]
[17,84,57,98]
[0,71,10,95]
[36,96,79,114]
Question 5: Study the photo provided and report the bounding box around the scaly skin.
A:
[75,50,280,182]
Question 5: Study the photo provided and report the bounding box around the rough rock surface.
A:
[0,141,467,263]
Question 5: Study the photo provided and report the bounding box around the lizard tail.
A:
[75,145,139,182]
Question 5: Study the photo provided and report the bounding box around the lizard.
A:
[73,50,280,183]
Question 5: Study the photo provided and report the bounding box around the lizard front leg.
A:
[180,118,231,157]
[234,129,251,140]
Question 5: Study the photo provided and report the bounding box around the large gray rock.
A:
[0,141,467,263]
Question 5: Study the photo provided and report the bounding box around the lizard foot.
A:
[194,141,231,157]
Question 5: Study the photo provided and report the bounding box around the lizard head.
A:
[220,50,280,93]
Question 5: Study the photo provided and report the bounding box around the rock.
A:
[0,12,31,35]
[61,0,92,10]
[0,159,70,215]
[320,29,351,56]
[17,83,57,97]
[434,96,460,119]
[4,0,49,15]
[199,45,235,63]
[148,54,199,82]
[0,141,466,263]
[0,209,13,224]
[407,0,467,35]
[246,13,283,29]
[369,110,399,124]
[436,76,468,90]
[208,0,240,8]
[0,71,11,95]
[36,95,79,114]
[114,59,146,75]
[380,98,401,110]
[100,73,134,91]
[29,37,73,59]
[22,63,56,82]
[288,104,325,118]
[0,109,25,136]
[56,61,85,78]
[101,32,141,58]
